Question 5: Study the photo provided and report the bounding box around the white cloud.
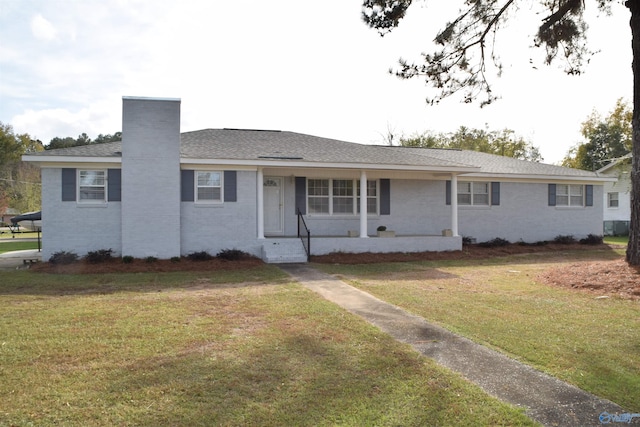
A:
[30,14,57,41]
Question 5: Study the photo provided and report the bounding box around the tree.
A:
[401,126,543,161]
[0,122,43,215]
[45,131,121,150]
[362,0,640,265]
[562,99,632,170]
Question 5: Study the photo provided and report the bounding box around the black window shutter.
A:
[585,185,593,206]
[445,180,451,205]
[548,184,556,206]
[491,182,500,206]
[295,177,306,214]
[224,171,237,202]
[62,168,76,201]
[181,170,194,202]
[107,169,121,202]
[380,179,390,215]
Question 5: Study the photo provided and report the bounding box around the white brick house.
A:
[598,154,632,235]
[24,97,613,262]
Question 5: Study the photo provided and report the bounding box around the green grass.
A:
[0,267,536,426]
[0,231,40,240]
[604,235,629,246]
[316,250,640,412]
[0,241,40,254]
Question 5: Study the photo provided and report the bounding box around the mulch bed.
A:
[31,256,264,274]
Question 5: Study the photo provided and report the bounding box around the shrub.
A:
[187,251,213,261]
[553,235,576,244]
[122,255,134,264]
[49,251,78,265]
[145,256,158,263]
[478,237,510,248]
[377,225,387,232]
[217,249,251,261]
[85,249,114,264]
[580,234,603,245]
[170,256,181,263]
[517,240,549,246]
[462,236,475,245]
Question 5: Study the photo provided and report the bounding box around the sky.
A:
[0,0,633,164]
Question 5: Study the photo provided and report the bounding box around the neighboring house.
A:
[23,97,613,263]
[598,153,632,236]
[1,208,20,225]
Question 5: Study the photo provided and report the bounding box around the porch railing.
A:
[296,208,311,262]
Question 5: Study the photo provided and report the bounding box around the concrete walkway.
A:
[279,263,628,427]
[0,249,41,270]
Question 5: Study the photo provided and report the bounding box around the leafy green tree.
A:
[401,126,543,162]
[46,131,121,150]
[562,99,632,170]
[0,122,43,215]
[361,0,640,265]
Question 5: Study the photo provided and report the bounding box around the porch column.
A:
[451,173,459,236]
[359,169,369,238]
[257,167,265,239]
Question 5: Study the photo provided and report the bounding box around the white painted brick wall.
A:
[41,168,122,260]
[121,97,181,259]
[181,171,262,257]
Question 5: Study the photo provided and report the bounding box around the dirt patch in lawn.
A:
[538,258,640,300]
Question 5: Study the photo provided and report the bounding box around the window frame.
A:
[77,169,107,203]
[307,178,379,216]
[195,171,224,204]
[608,192,619,208]
[457,181,490,206]
[556,184,584,207]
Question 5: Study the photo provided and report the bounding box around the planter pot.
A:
[377,230,396,238]
[347,230,359,237]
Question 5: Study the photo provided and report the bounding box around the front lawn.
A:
[0,267,536,426]
[316,250,640,412]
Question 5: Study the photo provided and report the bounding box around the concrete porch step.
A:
[262,239,308,263]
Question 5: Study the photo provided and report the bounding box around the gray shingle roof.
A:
[27,128,604,179]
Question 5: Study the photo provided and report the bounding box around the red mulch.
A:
[30,256,264,274]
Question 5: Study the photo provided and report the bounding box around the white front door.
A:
[264,177,283,235]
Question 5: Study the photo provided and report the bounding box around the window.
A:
[458,181,489,206]
[308,179,329,214]
[196,171,222,202]
[357,180,378,214]
[556,184,583,207]
[608,192,619,208]
[308,179,378,215]
[78,170,106,202]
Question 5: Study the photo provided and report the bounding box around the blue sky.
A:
[0,0,632,163]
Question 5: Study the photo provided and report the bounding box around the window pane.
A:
[333,180,353,196]
[556,195,569,206]
[198,187,221,201]
[308,197,329,214]
[608,192,619,208]
[79,170,105,186]
[197,172,220,187]
[556,185,569,196]
[308,179,329,196]
[367,197,377,213]
[333,197,354,214]
[474,194,489,205]
[570,196,583,206]
[458,182,471,194]
[80,188,105,200]
[458,194,471,205]
[473,182,489,194]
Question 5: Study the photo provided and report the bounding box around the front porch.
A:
[261,234,462,263]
